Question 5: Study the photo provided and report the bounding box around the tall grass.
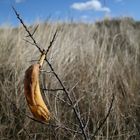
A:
[0,18,140,140]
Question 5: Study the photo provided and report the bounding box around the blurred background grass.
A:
[0,17,140,140]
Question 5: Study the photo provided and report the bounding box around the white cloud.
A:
[71,0,110,13]
[15,0,25,3]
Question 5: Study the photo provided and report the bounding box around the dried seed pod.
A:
[24,64,50,122]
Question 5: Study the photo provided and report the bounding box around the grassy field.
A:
[0,18,140,140]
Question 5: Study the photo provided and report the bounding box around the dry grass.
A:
[0,18,140,140]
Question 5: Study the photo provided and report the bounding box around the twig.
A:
[26,24,39,37]
[25,112,82,135]
[23,38,35,46]
[49,93,71,106]
[42,88,64,91]
[6,92,82,135]
[55,123,82,134]
[45,29,58,55]
[84,105,90,135]
[25,113,82,134]
[13,7,89,140]
[45,59,89,140]
[91,94,115,139]
[12,6,43,53]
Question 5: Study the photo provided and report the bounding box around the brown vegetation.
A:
[0,18,140,139]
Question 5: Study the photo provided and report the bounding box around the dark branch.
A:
[47,92,71,106]
[26,24,39,37]
[12,6,43,53]
[6,92,82,135]
[13,7,89,140]
[91,94,115,139]
[45,59,89,140]
[23,38,35,46]
[45,29,58,55]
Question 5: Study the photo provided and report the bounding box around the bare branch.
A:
[73,95,85,108]
[55,123,82,134]
[26,24,39,37]
[91,94,115,139]
[13,7,89,140]
[50,93,71,106]
[23,38,35,46]
[12,6,43,53]
[45,59,89,140]
[6,92,82,135]
[45,29,58,55]
[84,105,91,132]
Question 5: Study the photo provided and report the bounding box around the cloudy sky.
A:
[0,0,139,26]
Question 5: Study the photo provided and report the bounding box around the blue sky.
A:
[0,0,140,26]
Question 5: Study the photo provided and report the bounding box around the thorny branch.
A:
[12,6,89,140]
[12,6,43,53]
[45,29,58,55]
[13,6,115,140]
[45,58,90,140]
